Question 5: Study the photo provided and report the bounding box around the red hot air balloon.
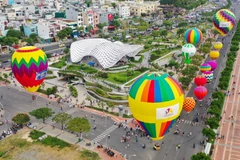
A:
[194,75,207,86]
[194,86,208,101]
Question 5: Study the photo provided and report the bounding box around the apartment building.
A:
[66,5,84,27]
[118,4,130,18]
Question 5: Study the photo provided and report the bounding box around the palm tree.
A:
[98,101,105,113]
[86,95,93,107]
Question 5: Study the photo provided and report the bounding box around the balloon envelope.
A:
[194,75,207,86]
[128,72,184,140]
[184,28,203,46]
[194,86,208,101]
[181,43,196,64]
[213,42,223,50]
[183,97,196,113]
[203,71,214,83]
[209,50,220,60]
[207,60,218,71]
[212,9,236,36]
[200,63,211,73]
[11,46,48,92]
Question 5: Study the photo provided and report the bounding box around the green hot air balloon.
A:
[181,43,196,64]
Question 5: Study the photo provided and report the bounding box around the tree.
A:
[113,20,121,28]
[97,23,107,30]
[6,29,23,39]
[29,108,54,123]
[2,37,19,46]
[202,128,216,141]
[206,117,219,129]
[76,26,84,33]
[160,30,168,38]
[29,33,38,43]
[163,20,173,29]
[137,26,147,32]
[52,113,71,130]
[106,102,115,111]
[12,113,30,125]
[178,21,188,28]
[57,30,67,40]
[86,95,93,106]
[111,3,116,9]
[191,152,211,160]
[23,37,33,45]
[64,48,70,54]
[98,101,105,112]
[67,117,91,137]
[177,28,185,37]
[64,27,73,36]
[3,73,8,79]
[126,70,134,76]
[152,30,161,39]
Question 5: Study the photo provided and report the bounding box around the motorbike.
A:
[86,143,91,146]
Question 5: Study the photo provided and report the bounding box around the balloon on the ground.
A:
[194,75,207,86]
[200,63,211,73]
[213,42,223,50]
[183,97,196,113]
[11,46,48,92]
[203,71,214,83]
[181,43,196,64]
[212,9,236,36]
[128,72,184,140]
[194,86,208,101]
[209,50,220,60]
[207,60,218,71]
[184,28,203,46]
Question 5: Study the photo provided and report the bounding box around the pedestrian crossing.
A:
[177,119,204,126]
[92,125,118,143]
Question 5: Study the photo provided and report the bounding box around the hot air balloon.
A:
[184,28,203,46]
[194,75,207,86]
[209,50,220,60]
[203,71,214,83]
[128,72,184,140]
[194,86,208,101]
[183,97,196,113]
[182,43,196,64]
[213,42,223,50]
[200,63,211,73]
[207,60,218,71]
[11,46,48,92]
[212,9,236,36]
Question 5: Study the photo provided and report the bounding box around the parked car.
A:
[59,44,65,48]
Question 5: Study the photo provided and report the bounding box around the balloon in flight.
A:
[209,50,220,60]
[213,42,223,50]
[207,60,218,71]
[194,75,207,86]
[128,72,184,140]
[184,28,203,46]
[11,46,48,92]
[200,63,211,73]
[212,9,236,36]
[183,97,196,113]
[181,43,196,64]
[194,86,208,101]
[203,71,214,83]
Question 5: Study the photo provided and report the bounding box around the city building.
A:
[70,38,143,68]
[118,4,130,18]
[65,5,84,27]
[23,23,37,37]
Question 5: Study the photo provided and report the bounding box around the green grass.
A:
[29,130,45,140]
[81,150,101,160]
[45,76,57,79]
[50,59,66,68]
[85,81,112,92]
[66,64,98,74]
[41,136,70,149]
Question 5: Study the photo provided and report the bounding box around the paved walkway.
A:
[212,50,240,160]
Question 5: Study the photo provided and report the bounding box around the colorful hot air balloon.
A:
[194,86,208,101]
[184,28,203,46]
[200,63,211,73]
[212,9,236,36]
[209,50,220,60]
[11,46,48,92]
[128,72,184,140]
[181,43,196,64]
[213,42,223,50]
[194,75,207,86]
[207,60,218,71]
[203,71,214,83]
[183,97,196,113]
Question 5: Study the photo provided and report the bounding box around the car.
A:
[59,44,65,48]
[0,121,4,126]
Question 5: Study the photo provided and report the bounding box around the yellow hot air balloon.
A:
[128,72,184,140]
[209,50,220,60]
[213,42,223,50]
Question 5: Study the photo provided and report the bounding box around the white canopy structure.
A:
[70,38,143,68]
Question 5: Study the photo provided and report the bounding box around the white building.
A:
[66,6,84,27]
[54,0,63,11]
[0,15,7,32]
[36,21,50,40]
[118,4,130,18]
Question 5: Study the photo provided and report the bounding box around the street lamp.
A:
[129,154,136,160]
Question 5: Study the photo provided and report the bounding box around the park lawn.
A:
[50,59,66,69]
[66,64,98,74]
[0,128,100,160]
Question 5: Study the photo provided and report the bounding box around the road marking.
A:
[91,125,118,143]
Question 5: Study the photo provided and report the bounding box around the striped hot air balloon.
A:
[128,72,184,140]
[11,46,48,92]
[184,28,203,46]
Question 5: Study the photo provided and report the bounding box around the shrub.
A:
[81,150,101,160]
[29,130,45,140]
[206,117,220,129]
[69,85,78,97]
[41,136,70,149]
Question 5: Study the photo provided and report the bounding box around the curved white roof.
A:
[70,38,143,68]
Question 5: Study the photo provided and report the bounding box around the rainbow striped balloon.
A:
[200,63,211,73]
[184,28,203,46]
[11,46,48,92]
[213,9,236,36]
[128,72,184,140]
